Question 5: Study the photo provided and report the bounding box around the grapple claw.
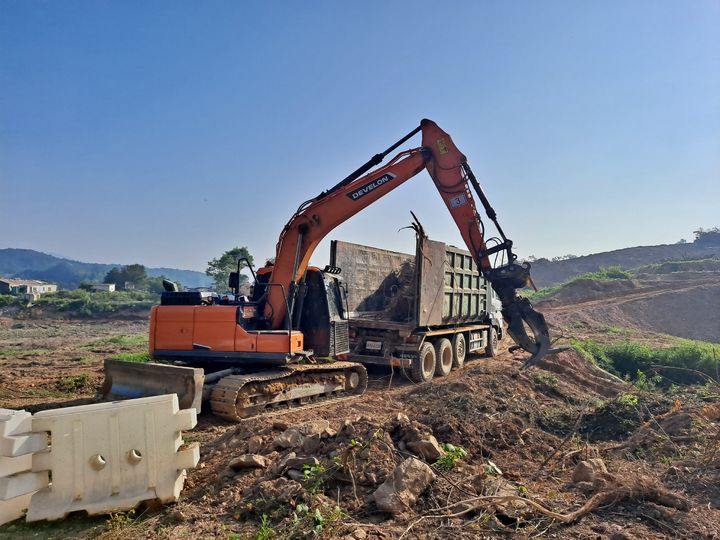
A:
[486,262,552,368]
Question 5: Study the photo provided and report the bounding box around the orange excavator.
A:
[103,119,553,420]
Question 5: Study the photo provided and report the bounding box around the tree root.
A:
[399,473,689,538]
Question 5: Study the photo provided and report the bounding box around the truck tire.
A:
[434,338,453,377]
[485,327,499,357]
[410,342,436,383]
[452,333,466,369]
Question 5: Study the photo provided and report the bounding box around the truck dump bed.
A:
[330,236,492,329]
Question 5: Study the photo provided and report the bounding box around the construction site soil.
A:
[538,271,720,342]
[0,279,718,539]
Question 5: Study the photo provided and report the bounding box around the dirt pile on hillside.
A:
[539,272,720,341]
[529,242,720,287]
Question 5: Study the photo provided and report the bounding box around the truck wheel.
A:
[452,333,466,369]
[434,338,453,377]
[410,342,436,383]
[485,327,499,357]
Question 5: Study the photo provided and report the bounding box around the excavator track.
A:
[209,362,368,422]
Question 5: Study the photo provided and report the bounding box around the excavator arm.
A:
[265,119,551,366]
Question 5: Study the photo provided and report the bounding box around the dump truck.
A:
[331,227,504,384]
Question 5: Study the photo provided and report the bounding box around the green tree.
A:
[206,247,253,292]
[104,264,148,290]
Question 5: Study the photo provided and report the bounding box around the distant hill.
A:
[529,241,720,288]
[0,248,213,290]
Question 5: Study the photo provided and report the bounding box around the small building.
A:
[0,278,58,300]
[91,283,116,292]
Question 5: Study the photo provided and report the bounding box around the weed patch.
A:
[55,374,90,393]
[571,338,720,385]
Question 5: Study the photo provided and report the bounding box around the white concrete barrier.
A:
[0,409,49,525]
[27,394,198,522]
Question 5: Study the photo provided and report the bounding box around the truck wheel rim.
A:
[423,352,434,375]
[442,348,452,369]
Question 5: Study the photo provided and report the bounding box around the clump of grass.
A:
[434,443,468,471]
[522,265,631,302]
[571,338,720,385]
[112,352,151,362]
[33,290,157,317]
[0,348,53,358]
[632,257,720,275]
[55,374,90,393]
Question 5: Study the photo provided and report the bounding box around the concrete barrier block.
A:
[0,471,49,500]
[0,493,33,526]
[0,409,47,457]
[0,410,49,525]
[0,454,32,478]
[26,394,198,522]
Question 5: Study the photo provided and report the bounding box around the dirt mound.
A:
[529,242,720,287]
[539,272,720,341]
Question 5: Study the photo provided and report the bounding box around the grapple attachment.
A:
[485,261,551,368]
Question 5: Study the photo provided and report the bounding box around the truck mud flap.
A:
[101,359,205,412]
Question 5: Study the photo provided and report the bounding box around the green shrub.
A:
[33,290,157,317]
[633,257,720,275]
[55,374,90,393]
[434,443,468,471]
[522,265,631,302]
[112,352,150,362]
[572,338,720,385]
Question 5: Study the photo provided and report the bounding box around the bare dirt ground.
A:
[538,271,720,342]
[0,307,718,539]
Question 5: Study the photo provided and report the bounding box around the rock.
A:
[406,436,445,461]
[284,456,320,470]
[396,413,410,425]
[286,469,304,481]
[297,419,331,437]
[269,451,296,476]
[273,420,289,431]
[373,457,435,515]
[480,477,529,517]
[339,419,356,437]
[274,428,303,449]
[229,454,269,470]
[572,458,608,483]
[302,434,322,454]
[243,477,307,513]
[351,529,367,540]
[169,509,187,523]
[247,435,264,454]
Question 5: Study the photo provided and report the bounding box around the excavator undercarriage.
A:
[103,359,368,421]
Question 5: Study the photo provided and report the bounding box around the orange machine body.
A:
[149,305,304,360]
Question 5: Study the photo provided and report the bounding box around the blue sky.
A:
[1,1,718,272]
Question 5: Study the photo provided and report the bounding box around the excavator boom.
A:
[265,119,551,364]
